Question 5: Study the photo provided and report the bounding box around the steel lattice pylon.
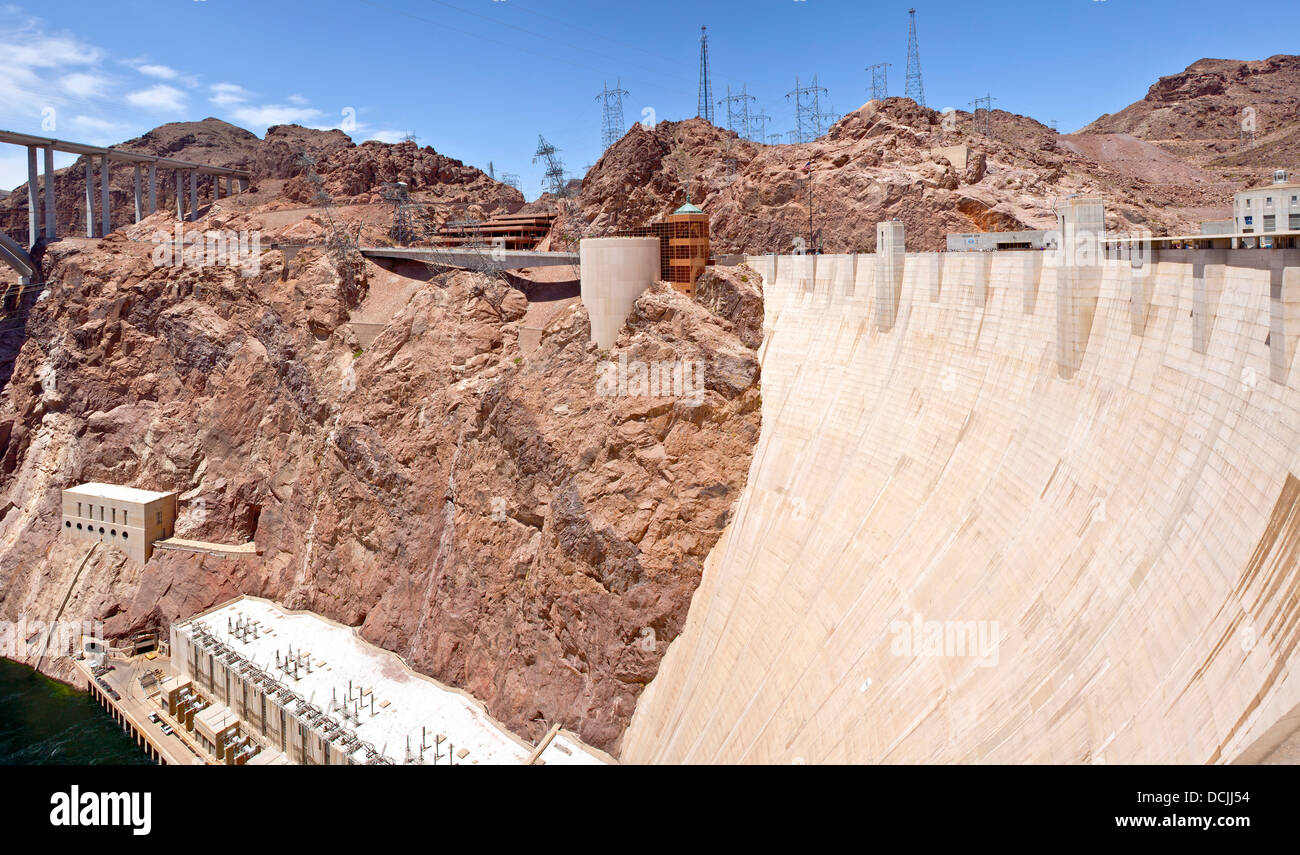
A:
[596,80,630,151]
[698,26,714,123]
[532,135,569,198]
[869,63,890,102]
[718,84,756,138]
[786,75,830,143]
[905,8,925,108]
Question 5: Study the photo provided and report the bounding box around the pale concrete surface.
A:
[579,237,660,349]
[624,249,1300,764]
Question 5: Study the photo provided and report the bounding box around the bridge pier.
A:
[226,176,232,197]
[212,174,219,203]
[26,146,39,247]
[99,154,110,236]
[43,146,55,240]
[174,170,183,220]
[188,170,197,222]
[84,158,94,237]
[133,164,142,223]
[148,163,157,215]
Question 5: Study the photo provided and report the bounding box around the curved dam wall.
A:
[623,247,1300,764]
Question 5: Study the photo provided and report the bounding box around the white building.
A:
[1234,169,1300,248]
[61,482,176,562]
[170,596,611,765]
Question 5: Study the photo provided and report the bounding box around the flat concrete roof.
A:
[64,482,174,504]
[177,597,611,765]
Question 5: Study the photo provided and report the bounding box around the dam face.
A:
[624,248,1300,764]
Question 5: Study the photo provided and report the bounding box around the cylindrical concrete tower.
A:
[580,237,660,349]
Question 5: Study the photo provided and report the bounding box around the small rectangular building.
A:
[61,482,176,562]
[1233,170,1300,248]
[946,229,1054,251]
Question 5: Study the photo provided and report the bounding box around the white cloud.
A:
[60,72,110,99]
[0,11,104,113]
[73,114,125,132]
[136,63,178,80]
[365,129,411,144]
[287,93,309,106]
[125,84,186,111]
[209,82,250,106]
[231,104,323,128]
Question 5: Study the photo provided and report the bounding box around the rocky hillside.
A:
[0,119,518,247]
[1081,55,1300,178]
[576,96,1246,253]
[0,183,760,753]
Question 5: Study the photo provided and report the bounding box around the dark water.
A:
[0,658,151,765]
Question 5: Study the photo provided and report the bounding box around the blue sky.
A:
[0,0,1295,198]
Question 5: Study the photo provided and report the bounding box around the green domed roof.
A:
[673,202,704,215]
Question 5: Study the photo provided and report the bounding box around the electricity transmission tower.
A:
[381,181,416,245]
[869,63,890,102]
[500,172,521,191]
[905,8,926,108]
[596,80,630,150]
[718,84,756,138]
[787,75,830,143]
[697,25,714,123]
[533,135,569,197]
[970,94,997,135]
[749,109,772,143]
[768,134,784,145]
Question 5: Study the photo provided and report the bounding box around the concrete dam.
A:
[623,244,1300,764]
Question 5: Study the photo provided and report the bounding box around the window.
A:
[156,511,162,524]
[77,502,82,517]
[122,532,128,539]
[110,529,116,537]
[76,523,82,530]
[65,521,71,528]
[123,510,128,525]
[1264,215,1276,232]
[98,527,104,534]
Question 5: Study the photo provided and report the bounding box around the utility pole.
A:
[869,63,891,102]
[596,80,630,151]
[697,26,714,124]
[905,8,926,108]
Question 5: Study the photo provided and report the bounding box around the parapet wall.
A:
[623,248,1300,763]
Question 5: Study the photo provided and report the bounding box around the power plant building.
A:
[61,482,176,562]
[169,596,610,765]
